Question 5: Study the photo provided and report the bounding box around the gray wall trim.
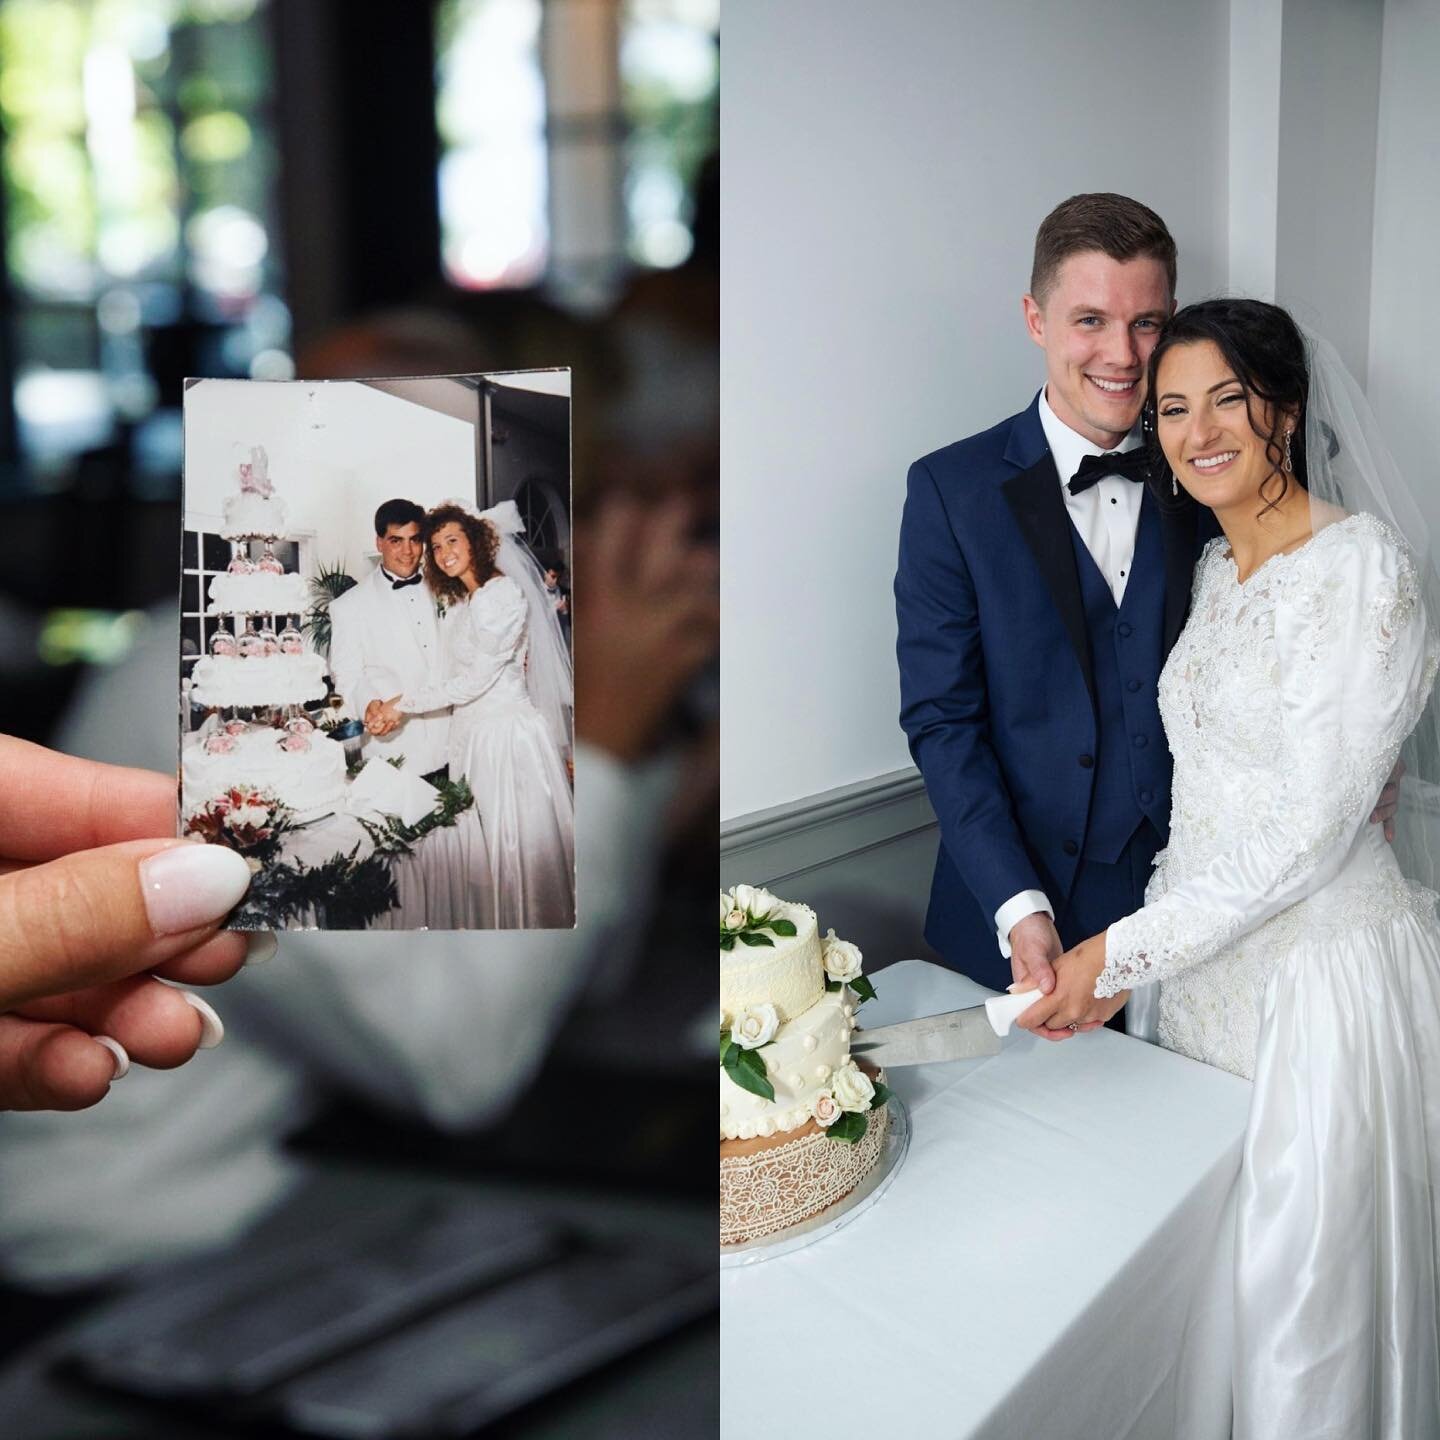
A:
[720,767,936,889]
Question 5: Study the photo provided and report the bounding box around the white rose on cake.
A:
[731,1003,779,1050]
[731,883,777,920]
[822,928,864,983]
[831,1060,876,1113]
[811,1091,841,1127]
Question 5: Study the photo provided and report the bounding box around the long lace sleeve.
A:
[1098,518,1439,996]
[396,577,527,715]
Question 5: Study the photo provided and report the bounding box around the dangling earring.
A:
[1283,429,1293,473]
[1171,472,1178,498]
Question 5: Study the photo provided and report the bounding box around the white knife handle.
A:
[984,988,1043,1037]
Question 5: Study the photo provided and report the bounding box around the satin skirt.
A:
[1234,908,1440,1439]
[450,693,575,928]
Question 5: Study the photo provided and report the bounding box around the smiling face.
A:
[1153,339,1296,513]
[429,521,475,586]
[377,522,423,578]
[1023,251,1173,448]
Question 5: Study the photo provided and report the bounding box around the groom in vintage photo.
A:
[895,193,1204,1026]
[328,498,450,784]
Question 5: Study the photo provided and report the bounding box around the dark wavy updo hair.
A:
[422,503,500,608]
[1144,298,1310,517]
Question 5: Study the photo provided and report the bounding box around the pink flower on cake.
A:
[279,733,310,753]
[203,733,236,755]
[732,1003,779,1050]
[831,1061,875,1113]
[822,929,864,983]
[723,906,746,932]
[811,1091,841,1127]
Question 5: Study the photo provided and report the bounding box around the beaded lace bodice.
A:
[1097,513,1440,1077]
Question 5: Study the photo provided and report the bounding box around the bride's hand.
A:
[1014,931,1117,1038]
[371,697,403,735]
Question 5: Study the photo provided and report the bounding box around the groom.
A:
[895,194,1209,1022]
[328,498,449,783]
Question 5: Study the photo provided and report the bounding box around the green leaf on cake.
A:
[869,1081,892,1111]
[767,918,797,936]
[737,931,775,948]
[719,1030,733,1063]
[849,975,878,1005]
[723,1043,775,1101]
[824,979,841,993]
[719,934,735,951]
[827,1112,868,1143]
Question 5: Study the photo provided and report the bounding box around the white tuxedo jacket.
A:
[328,565,449,775]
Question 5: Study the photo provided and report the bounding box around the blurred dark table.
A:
[0,1158,715,1440]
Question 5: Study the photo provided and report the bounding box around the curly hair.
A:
[422,503,500,608]
[1143,298,1310,519]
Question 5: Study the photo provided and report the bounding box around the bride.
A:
[1022,299,1440,1437]
[374,499,575,928]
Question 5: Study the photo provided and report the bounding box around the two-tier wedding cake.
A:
[720,886,890,1246]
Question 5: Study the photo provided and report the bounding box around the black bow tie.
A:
[1067,448,1152,495]
[389,573,423,590]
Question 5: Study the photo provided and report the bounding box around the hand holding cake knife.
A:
[849,988,1045,1067]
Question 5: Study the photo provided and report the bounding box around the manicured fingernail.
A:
[139,845,252,936]
[181,992,225,1049]
[94,1035,130,1081]
[244,931,278,966]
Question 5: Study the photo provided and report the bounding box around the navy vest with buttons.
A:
[1069,497,1171,864]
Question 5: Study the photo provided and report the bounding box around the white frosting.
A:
[207,571,308,615]
[222,492,290,539]
[181,725,347,817]
[191,654,328,709]
[719,901,822,1023]
[720,988,853,1140]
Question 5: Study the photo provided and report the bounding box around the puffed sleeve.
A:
[1097,518,1439,996]
[397,576,528,714]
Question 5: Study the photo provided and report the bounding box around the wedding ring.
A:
[1066,1022,1079,1031]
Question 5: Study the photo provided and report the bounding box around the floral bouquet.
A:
[184,785,293,869]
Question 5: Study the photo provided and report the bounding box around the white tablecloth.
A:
[277,807,488,929]
[722,959,1253,1440]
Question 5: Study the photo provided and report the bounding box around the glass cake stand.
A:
[720,1093,910,1268]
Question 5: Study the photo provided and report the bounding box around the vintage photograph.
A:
[179,371,575,930]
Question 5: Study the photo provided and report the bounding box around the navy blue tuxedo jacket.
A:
[895,395,1214,980]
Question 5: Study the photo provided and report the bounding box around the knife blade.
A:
[849,989,1042,1067]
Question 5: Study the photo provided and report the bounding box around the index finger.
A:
[0,737,175,864]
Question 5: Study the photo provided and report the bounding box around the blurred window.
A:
[0,0,288,491]
[434,0,717,303]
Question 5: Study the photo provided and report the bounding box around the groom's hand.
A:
[1008,911,1060,998]
[1370,758,1405,844]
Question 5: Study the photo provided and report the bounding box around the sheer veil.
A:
[1299,327,1440,892]
[440,497,574,763]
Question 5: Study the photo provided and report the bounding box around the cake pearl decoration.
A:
[813,1064,830,1081]
[788,1073,804,1088]
[757,1118,774,1137]
[801,1034,817,1052]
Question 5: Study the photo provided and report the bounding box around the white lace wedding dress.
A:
[398,575,575,928]
[1097,512,1440,1439]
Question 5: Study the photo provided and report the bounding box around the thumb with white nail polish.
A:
[0,838,253,1012]
[180,991,225,1050]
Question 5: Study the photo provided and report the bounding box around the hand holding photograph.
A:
[178,371,575,932]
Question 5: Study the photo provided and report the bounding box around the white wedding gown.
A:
[398,575,575,927]
[1097,513,1440,1438]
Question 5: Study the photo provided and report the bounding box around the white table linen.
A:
[722,959,1252,1440]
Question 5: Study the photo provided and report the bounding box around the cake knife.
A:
[849,989,1042,1066]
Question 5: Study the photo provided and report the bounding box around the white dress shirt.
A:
[994,389,1145,959]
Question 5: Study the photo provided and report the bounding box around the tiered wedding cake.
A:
[183,447,345,818]
[720,886,890,1247]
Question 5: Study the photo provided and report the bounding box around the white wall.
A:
[721,0,1229,821]
[183,379,477,578]
[1367,0,1440,549]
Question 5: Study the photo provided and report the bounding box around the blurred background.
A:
[0,1,718,1435]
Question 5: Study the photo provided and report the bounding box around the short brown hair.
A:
[422,503,500,608]
[1030,193,1176,307]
